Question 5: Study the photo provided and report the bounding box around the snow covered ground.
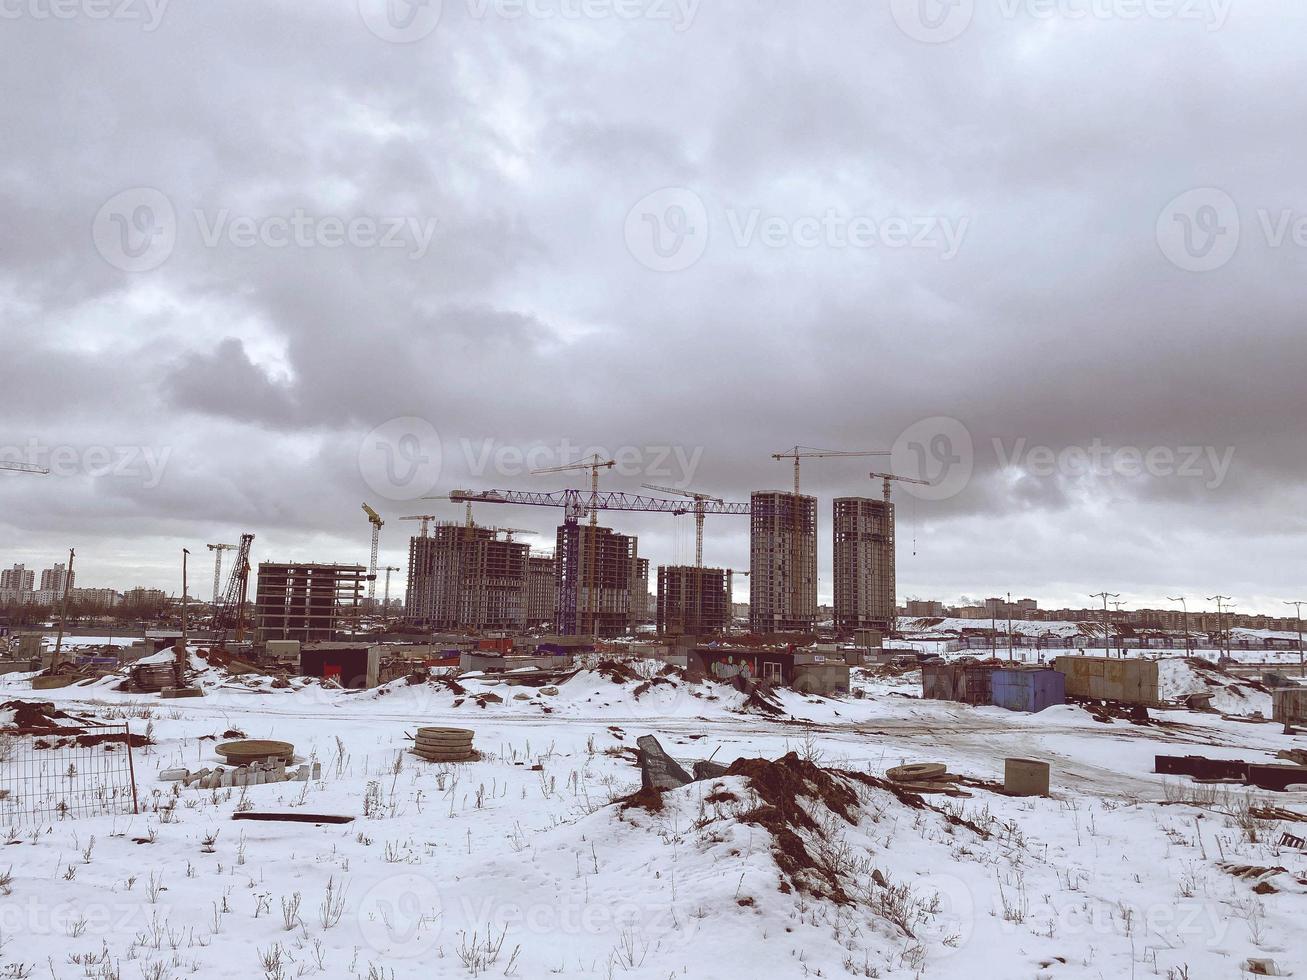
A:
[2,659,1307,979]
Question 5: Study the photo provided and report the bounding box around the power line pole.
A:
[1090,592,1119,659]
[1284,600,1306,678]
[1167,596,1191,656]
[52,548,75,667]
[1207,595,1232,661]
[1111,600,1126,656]
[1006,591,1014,662]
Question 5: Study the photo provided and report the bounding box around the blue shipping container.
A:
[992,668,1065,713]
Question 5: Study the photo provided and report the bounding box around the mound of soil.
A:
[1,699,85,734]
[595,660,640,684]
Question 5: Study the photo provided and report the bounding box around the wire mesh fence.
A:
[0,723,139,824]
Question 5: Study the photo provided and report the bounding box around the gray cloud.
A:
[1,0,1304,613]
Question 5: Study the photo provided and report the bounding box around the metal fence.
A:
[0,724,139,824]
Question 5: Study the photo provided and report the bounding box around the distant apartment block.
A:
[0,564,34,594]
[525,553,556,627]
[749,491,817,633]
[905,599,945,618]
[40,562,70,592]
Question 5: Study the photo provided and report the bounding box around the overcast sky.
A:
[1,0,1304,616]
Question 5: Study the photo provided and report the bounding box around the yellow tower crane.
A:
[362,503,384,604]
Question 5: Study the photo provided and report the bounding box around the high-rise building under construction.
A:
[832,496,895,634]
[555,523,641,637]
[657,565,728,635]
[749,491,817,633]
[405,523,529,631]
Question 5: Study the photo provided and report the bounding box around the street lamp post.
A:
[1091,592,1119,659]
[1285,601,1306,678]
[1207,595,1232,662]
[1167,596,1191,656]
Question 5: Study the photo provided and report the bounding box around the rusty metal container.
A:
[1052,656,1159,705]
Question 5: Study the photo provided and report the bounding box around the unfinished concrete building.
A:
[405,523,528,631]
[555,523,640,637]
[254,562,368,645]
[633,558,650,624]
[832,496,895,635]
[749,491,817,633]
[656,565,728,636]
[525,553,556,628]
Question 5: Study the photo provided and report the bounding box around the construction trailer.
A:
[554,522,641,638]
[405,523,529,631]
[656,565,728,636]
[921,661,1002,706]
[749,491,817,633]
[832,496,895,635]
[991,667,1066,713]
[1052,655,1160,705]
[254,562,368,645]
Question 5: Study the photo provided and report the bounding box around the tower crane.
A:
[400,515,440,538]
[362,503,384,603]
[206,543,237,604]
[641,484,724,569]
[448,487,750,636]
[0,462,49,475]
[868,471,931,504]
[529,456,615,635]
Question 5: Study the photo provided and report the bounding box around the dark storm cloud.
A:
[1,0,1304,610]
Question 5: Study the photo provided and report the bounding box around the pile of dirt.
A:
[1,699,87,734]
[595,660,640,684]
[723,752,868,903]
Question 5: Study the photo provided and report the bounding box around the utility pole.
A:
[1285,600,1306,677]
[52,548,75,666]
[1167,596,1192,656]
[1090,592,1119,659]
[181,548,190,645]
[1207,595,1232,661]
[1111,600,1126,656]
[1006,591,1013,662]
